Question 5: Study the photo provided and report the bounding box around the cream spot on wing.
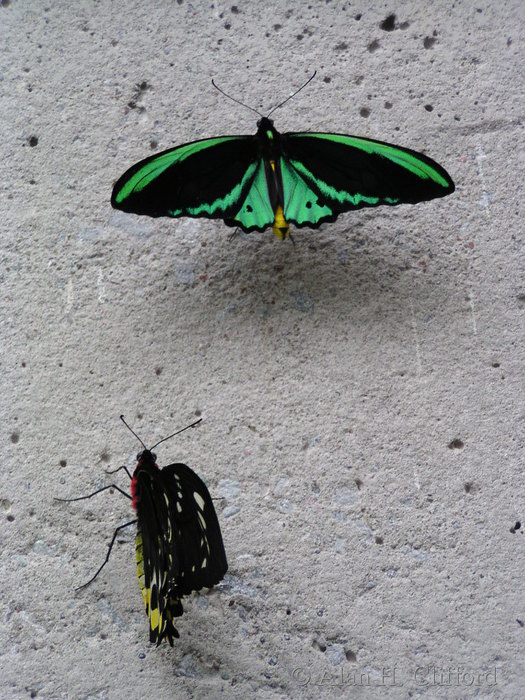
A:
[193,491,205,510]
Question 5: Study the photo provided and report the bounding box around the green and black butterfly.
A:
[111,74,454,240]
[57,417,227,646]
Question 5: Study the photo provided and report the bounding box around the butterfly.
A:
[57,417,228,646]
[111,75,455,240]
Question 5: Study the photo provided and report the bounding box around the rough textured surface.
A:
[2,1,524,698]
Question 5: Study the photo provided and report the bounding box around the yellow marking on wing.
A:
[135,531,149,610]
[150,607,160,631]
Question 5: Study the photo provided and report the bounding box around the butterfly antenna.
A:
[120,415,147,450]
[212,79,264,118]
[266,70,317,119]
[151,418,203,450]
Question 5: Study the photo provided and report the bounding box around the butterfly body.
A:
[112,116,455,240]
[131,449,227,646]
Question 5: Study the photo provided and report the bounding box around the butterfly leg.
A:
[55,483,132,502]
[75,519,137,590]
[105,465,133,480]
[228,226,243,242]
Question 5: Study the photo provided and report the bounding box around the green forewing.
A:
[292,133,451,188]
[111,135,260,222]
[113,136,242,202]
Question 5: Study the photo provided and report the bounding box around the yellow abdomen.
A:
[272,205,289,240]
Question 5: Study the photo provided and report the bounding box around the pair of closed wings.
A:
[111,119,455,233]
[133,457,227,646]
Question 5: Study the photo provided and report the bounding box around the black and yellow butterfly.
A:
[111,74,454,240]
[58,417,227,646]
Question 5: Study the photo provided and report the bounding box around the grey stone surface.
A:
[2,1,524,698]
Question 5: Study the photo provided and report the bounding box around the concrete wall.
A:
[2,1,523,698]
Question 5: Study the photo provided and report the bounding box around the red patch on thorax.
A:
[130,476,139,510]
[131,451,159,510]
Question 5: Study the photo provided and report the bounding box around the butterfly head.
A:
[136,449,158,467]
[256,116,274,129]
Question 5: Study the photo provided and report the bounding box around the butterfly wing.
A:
[278,131,455,228]
[111,135,275,232]
[159,463,228,595]
[134,470,183,646]
[134,462,227,645]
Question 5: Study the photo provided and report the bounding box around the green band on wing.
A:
[292,133,450,188]
[114,136,242,203]
[289,159,390,207]
[233,160,275,230]
[187,160,258,216]
[280,158,333,224]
